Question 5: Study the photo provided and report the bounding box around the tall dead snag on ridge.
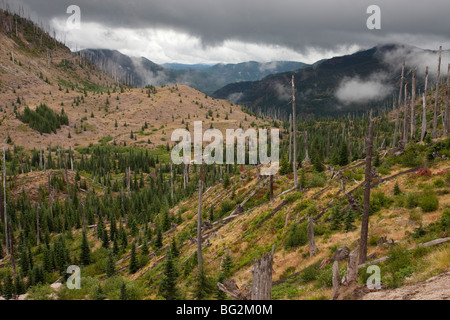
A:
[288,114,292,163]
[444,64,449,137]
[251,246,275,300]
[403,83,409,144]
[359,111,374,264]
[197,161,205,274]
[2,147,8,255]
[292,75,297,188]
[308,215,318,257]
[393,62,405,148]
[421,67,429,142]
[411,69,416,139]
[433,46,442,139]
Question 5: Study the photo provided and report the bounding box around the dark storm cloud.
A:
[11,0,450,53]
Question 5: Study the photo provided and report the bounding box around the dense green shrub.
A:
[405,193,419,208]
[385,247,413,288]
[300,263,320,283]
[393,142,425,167]
[418,192,439,212]
[308,172,326,188]
[370,191,393,214]
[285,223,308,249]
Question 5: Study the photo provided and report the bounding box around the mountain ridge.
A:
[79,48,307,94]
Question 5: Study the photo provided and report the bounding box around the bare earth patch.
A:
[363,270,449,300]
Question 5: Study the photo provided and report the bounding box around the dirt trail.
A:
[363,270,449,300]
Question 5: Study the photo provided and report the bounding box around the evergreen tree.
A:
[113,237,120,255]
[330,202,342,230]
[393,182,402,196]
[216,272,226,300]
[141,241,149,256]
[129,243,139,274]
[170,238,179,258]
[94,284,107,300]
[192,271,213,300]
[154,228,163,250]
[338,143,349,166]
[14,273,25,296]
[120,282,127,300]
[102,229,110,249]
[3,271,13,300]
[313,153,324,172]
[222,253,234,279]
[106,249,116,278]
[158,251,179,300]
[80,231,91,265]
[344,209,355,232]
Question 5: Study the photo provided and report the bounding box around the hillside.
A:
[213,45,449,117]
[0,12,263,150]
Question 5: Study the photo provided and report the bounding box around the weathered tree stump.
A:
[251,246,275,300]
[332,261,340,300]
[346,246,359,284]
[308,215,318,257]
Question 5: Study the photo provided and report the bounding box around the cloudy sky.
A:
[9,0,450,64]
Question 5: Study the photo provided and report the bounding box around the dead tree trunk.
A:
[332,260,340,300]
[63,148,70,199]
[411,69,416,139]
[403,83,409,144]
[39,145,43,169]
[197,162,205,274]
[444,64,449,137]
[288,114,292,163]
[327,129,330,161]
[269,174,274,203]
[170,162,174,200]
[393,62,405,147]
[359,111,374,264]
[36,204,40,246]
[308,215,318,256]
[8,222,15,276]
[48,173,53,218]
[292,75,297,188]
[251,246,275,300]
[3,147,8,255]
[348,131,352,164]
[421,67,429,142]
[433,46,442,139]
[127,167,131,194]
[303,130,310,163]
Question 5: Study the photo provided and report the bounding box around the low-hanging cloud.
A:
[274,82,291,101]
[11,0,450,64]
[380,45,450,78]
[335,73,393,104]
